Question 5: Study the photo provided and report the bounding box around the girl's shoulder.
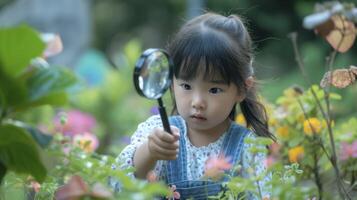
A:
[230,121,254,136]
[230,121,262,146]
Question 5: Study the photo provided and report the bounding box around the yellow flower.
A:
[283,87,302,98]
[303,118,322,135]
[288,146,304,163]
[277,126,289,138]
[268,118,278,127]
[322,120,334,128]
[73,132,99,153]
[297,114,305,124]
[235,114,246,126]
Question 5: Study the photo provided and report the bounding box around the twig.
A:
[288,32,351,199]
[297,97,324,199]
[322,15,352,199]
[313,150,323,200]
[296,98,330,159]
[251,153,263,200]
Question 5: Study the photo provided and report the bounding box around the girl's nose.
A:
[191,93,206,110]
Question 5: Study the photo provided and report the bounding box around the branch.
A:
[288,32,351,199]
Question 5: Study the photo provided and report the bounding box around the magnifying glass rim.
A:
[133,48,174,99]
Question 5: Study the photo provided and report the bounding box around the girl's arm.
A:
[115,115,163,178]
[133,141,157,178]
[116,115,179,179]
[134,126,180,179]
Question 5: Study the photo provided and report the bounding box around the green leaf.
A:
[24,125,53,148]
[4,120,53,148]
[15,92,68,112]
[288,135,304,147]
[27,66,76,101]
[0,124,47,183]
[0,161,6,184]
[329,93,342,100]
[0,72,27,107]
[0,25,45,77]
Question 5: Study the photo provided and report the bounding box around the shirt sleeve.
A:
[241,132,271,200]
[112,115,165,179]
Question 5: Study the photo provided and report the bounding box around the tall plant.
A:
[289,1,357,199]
[0,25,76,184]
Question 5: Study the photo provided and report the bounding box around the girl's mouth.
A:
[191,114,207,121]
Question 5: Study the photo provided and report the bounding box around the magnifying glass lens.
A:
[138,51,171,99]
[134,48,173,134]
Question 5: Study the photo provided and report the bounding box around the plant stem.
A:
[251,154,263,200]
[322,19,352,199]
[313,147,323,200]
[297,98,330,161]
[288,32,351,199]
[297,98,324,198]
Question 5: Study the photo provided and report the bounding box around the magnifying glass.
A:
[133,48,173,134]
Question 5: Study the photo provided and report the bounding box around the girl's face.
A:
[173,73,244,136]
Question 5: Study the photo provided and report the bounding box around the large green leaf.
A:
[27,66,77,101]
[8,121,53,148]
[15,92,68,112]
[0,124,47,183]
[26,126,52,148]
[0,161,6,184]
[0,71,27,107]
[0,25,45,77]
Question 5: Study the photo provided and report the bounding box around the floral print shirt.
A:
[115,115,271,199]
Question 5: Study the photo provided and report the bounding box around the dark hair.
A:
[167,12,274,140]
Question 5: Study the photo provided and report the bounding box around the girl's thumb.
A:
[170,126,180,139]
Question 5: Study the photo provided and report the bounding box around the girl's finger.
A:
[155,128,179,143]
[148,139,178,159]
[170,126,180,139]
[150,134,179,150]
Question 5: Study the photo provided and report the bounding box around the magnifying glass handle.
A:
[158,98,172,134]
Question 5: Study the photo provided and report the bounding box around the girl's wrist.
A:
[144,141,158,162]
[133,141,158,179]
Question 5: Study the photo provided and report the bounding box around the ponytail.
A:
[239,88,276,141]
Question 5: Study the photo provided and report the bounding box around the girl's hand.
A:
[147,126,180,161]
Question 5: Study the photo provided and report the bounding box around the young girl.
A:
[114,12,274,199]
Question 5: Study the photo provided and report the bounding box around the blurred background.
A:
[0,0,356,155]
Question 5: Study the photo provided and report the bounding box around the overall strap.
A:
[166,116,187,183]
[221,122,250,176]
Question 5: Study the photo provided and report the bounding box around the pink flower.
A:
[166,185,180,200]
[146,171,157,182]
[204,154,232,180]
[269,142,281,156]
[54,110,96,137]
[73,132,99,153]
[55,175,112,200]
[30,181,41,193]
[40,33,63,58]
[264,155,277,168]
[339,141,357,161]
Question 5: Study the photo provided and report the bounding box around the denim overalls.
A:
[165,116,249,200]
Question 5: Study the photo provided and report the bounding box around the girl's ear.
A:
[236,76,254,103]
[245,76,254,90]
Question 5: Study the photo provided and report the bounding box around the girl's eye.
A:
[180,83,191,90]
[209,88,223,94]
